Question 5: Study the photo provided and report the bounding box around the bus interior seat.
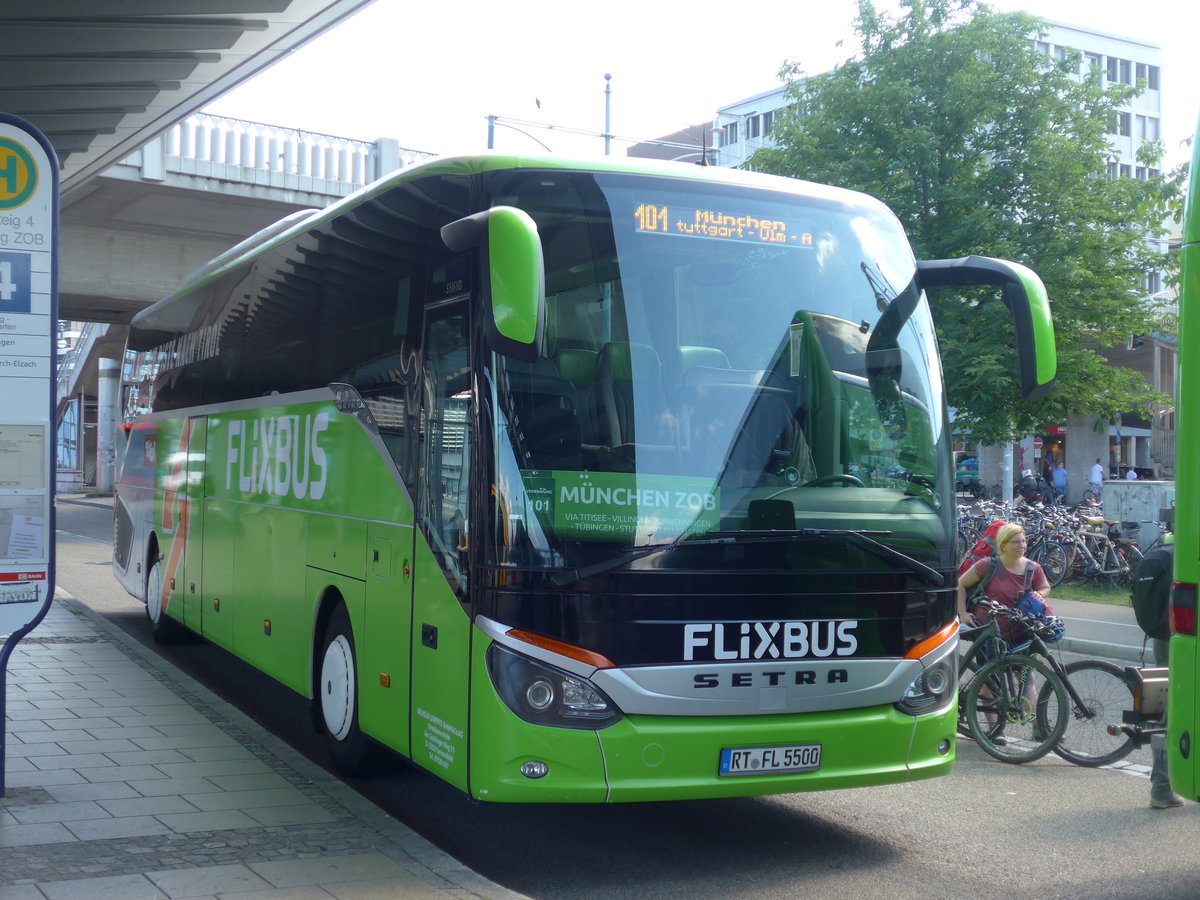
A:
[678,366,815,485]
[503,357,576,418]
[555,348,599,445]
[592,341,677,470]
[556,348,599,389]
[672,345,731,387]
[594,341,664,445]
[524,402,583,470]
[502,357,584,469]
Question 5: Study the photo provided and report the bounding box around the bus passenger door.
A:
[410,301,472,789]
[179,416,206,633]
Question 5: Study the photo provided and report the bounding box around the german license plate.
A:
[719,743,822,776]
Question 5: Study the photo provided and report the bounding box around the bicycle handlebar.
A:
[971,599,1064,640]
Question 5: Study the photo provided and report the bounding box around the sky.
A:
[204,0,1200,170]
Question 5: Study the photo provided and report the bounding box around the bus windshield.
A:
[486,170,951,572]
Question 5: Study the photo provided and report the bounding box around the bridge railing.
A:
[122,113,437,197]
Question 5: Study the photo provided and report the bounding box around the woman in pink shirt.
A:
[956,523,1051,632]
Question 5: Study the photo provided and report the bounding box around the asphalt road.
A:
[48,497,1199,900]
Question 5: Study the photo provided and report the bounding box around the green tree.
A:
[752,0,1176,445]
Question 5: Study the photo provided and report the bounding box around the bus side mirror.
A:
[441,206,545,363]
[916,256,1056,399]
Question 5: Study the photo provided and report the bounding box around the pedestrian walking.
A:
[1089,458,1104,501]
[1052,461,1069,504]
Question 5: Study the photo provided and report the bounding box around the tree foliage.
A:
[752,0,1176,444]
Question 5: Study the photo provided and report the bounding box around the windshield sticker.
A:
[521,470,719,541]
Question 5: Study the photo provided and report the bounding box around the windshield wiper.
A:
[550,535,741,588]
[550,529,944,588]
[797,528,944,587]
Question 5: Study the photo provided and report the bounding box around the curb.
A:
[50,586,528,900]
[1059,636,1152,665]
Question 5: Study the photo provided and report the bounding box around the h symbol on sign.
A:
[0,152,20,194]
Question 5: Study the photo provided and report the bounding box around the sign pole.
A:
[0,114,59,796]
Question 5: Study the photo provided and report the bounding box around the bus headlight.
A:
[895,657,956,716]
[487,644,621,729]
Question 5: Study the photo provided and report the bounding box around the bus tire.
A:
[318,604,384,776]
[144,553,189,644]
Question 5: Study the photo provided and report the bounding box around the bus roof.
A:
[130,152,893,335]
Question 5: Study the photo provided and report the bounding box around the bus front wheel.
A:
[318,605,384,776]
[144,555,188,644]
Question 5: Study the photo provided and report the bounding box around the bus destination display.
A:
[633,202,813,247]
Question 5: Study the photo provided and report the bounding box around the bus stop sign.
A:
[0,114,58,795]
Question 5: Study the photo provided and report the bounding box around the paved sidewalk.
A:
[1,594,524,900]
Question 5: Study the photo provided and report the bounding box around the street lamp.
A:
[486,115,553,152]
[604,73,612,156]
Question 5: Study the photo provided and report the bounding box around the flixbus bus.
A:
[113,154,1055,802]
[1169,115,1200,801]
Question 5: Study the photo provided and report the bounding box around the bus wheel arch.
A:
[144,536,188,644]
[313,595,384,775]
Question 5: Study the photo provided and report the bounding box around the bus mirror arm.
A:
[441,207,546,364]
[916,256,1056,400]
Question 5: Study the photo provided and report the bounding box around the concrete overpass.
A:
[3,1,395,488]
[55,113,434,488]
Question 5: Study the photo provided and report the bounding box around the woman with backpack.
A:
[956,523,1051,629]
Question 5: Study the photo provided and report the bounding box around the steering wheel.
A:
[802,473,865,488]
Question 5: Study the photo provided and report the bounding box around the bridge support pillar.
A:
[96,358,120,495]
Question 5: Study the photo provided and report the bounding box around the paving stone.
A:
[242,803,337,827]
[55,738,144,755]
[127,776,223,797]
[103,748,195,767]
[0,883,47,899]
[155,759,276,781]
[2,769,86,788]
[98,794,201,818]
[155,808,260,833]
[179,744,258,764]
[325,881,448,900]
[182,787,311,812]
[147,862,272,896]
[218,886,331,900]
[35,873,160,900]
[31,753,115,770]
[250,853,413,888]
[64,815,173,841]
[5,741,68,758]
[9,729,94,744]
[43,782,140,803]
[0,821,77,848]
[203,772,293,792]
[8,800,108,825]
[132,732,240,752]
[78,764,165,783]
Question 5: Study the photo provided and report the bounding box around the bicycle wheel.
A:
[1037,658,1137,767]
[1033,540,1070,588]
[963,654,1068,763]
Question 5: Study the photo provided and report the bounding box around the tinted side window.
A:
[133,172,473,466]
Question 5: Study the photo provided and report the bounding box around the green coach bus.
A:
[113,154,1055,802]
[1169,115,1200,802]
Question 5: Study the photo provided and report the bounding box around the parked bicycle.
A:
[957,603,1067,763]
[959,600,1138,766]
